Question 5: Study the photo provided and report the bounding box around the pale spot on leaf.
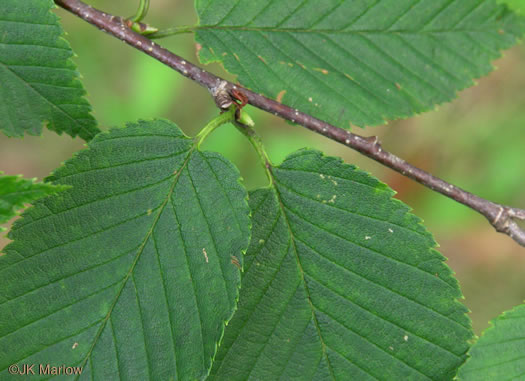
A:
[276,90,287,103]
[313,68,329,75]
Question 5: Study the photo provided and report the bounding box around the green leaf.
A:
[458,302,525,380]
[210,150,472,380]
[500,0,525,14]
[0,172,67,231]
[0,0,99,140]
[0,119,250,380]
[195,0,525,128]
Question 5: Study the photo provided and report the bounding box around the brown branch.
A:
[55,0,525,247]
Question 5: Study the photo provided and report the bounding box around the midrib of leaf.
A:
[201,26,471,104]
[73,145,196,378]
[189,25,507,34]
[274,168,428,242]
[200,0,500,33]
[269,185,338,381]
[272,166,464,300]
[0,60,93,138]
[269,169,461,380]
[191,0,512,36]
[186,153,238,303]
[182,0,513,36]
[273,178,467,335]
[209,188,292,379]
[270,184,429,380]
[212,213,294,378]
[178,159,228,365]
[150,233,176,379]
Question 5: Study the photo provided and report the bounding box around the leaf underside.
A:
[0,120,250,380]
[0,172,67,231]
[210,150,473,380]
[458,302,525,380]
[195,0,525,129]
[0,0,99,140]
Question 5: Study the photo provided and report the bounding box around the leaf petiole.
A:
[127,0,158,35]
[233,119,274,186]
[194,107,237,148]
[130,0,150,23]
[148,25,196,39]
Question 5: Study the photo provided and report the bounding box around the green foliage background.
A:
[0,0,524,336]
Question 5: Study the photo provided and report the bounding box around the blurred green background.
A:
[1,0,525,335]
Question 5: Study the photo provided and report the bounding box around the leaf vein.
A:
[2,207,160,274]
[357,33,451,99]
[214,225,292,376]
[315,305,426,380]
[273,168,431,239]
[282,204,468,331]
[272,180,337,380]
[274,0,308,29]
[342,0,381,31]
[13,173,172,233]
[382,0,423,30]
[151,233,179,380]
[131,275,153,380]
[169,197,207,369]
[0,60,95,139]
[0,242,142,307]
[0,318,104,374]
[302,256,461,359]
[243,281,304,381]
[74,146,195,372]
[0,279,121,342]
